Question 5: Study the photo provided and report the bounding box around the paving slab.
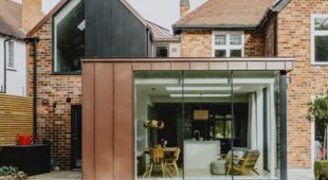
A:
[28,168,315,180]
[28,171,81,180]
[288,168,314,180]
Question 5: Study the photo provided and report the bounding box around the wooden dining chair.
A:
[143,145,166,177]
[164,147,181,177]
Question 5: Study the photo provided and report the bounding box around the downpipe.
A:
[2,37,12,93]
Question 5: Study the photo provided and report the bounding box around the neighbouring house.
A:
[0,0,43,96]
[0,0,50,175]
[26,0,177,170]
[147,21,181,57]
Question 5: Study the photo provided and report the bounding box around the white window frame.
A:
[53,0,82,72]
[212,31,245,58]
[311,14,328,65]
[7,40,15,69]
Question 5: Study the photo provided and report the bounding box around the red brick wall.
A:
[244,30,264,57]
[264,15,276,56]
[277,0,328,168]
[181,30,212,57]
[180,30,264,57]
[27,19,81,170]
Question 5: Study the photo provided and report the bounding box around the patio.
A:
[29,171,81,180]
[27,169,314,180]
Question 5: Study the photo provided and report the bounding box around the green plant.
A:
[309,95,328,160]
[0,166,18,176]
[51,159,60,168]
[314,161,328,179]
[308,95,328,124]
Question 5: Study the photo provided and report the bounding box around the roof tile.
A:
[0,0,25,38]
[174,0,276,29]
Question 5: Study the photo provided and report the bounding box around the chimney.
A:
[180,0,190,18]
[21,0,43,32]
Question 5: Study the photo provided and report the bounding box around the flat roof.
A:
[82,57,293,72]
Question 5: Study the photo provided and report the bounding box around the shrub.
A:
[314,161,328,179]
[0,166,18,176]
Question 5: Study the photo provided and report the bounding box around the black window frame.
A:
[52,0,85,75]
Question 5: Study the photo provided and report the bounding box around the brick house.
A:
[172,0,328,173]
[26,0,326,179]
[26,0,180,170]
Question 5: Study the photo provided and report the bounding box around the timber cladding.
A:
[0,94,33,145]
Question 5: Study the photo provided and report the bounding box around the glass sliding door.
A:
[134,70,282,180]
[134,71,184,179]
[181,71,234,180]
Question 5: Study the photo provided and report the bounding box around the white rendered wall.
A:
[0,36,27,96]
[151,42,181,57]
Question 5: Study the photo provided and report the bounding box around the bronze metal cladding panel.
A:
[114,63,133,180]
[95,63,114,179]
[82,63,95,180]
[133,63,151,70]
[190,62,209,70]
[171,62,190,70]
[152,62,171,70]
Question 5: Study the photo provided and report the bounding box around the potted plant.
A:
[0,166,27,180]
[51,159,60,171]
[309,95,328,179]
[16,134,33,146]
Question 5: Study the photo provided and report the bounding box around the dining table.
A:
[143,146,179,177]
[143,147,177,154]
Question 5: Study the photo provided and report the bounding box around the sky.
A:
[127,0,206,30]
[14,0,206,31]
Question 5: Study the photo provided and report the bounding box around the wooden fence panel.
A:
[0,94,33,145]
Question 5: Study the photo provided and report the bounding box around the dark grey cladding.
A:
[85,0,149,57]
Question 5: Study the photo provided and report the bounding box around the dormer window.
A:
[53,0,85,73]
[213,31,244,58]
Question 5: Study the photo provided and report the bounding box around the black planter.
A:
[0,144,51,176]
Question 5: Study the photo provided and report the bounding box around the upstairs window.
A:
[7,41,14,69]
[213,32,244,58]
[312,15,328,64]
[156,46,169,57]
[54,0,85,73]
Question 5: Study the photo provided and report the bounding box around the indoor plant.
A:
[309,95,328,179]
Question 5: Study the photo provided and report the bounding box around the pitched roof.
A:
[173,0,276,31]
[28,0,148,37]
[27,0,68,37]
[0,0,25,39]
[147,20,179,42]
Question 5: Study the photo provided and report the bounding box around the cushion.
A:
[226,148,247,160]
[210,160,226,175]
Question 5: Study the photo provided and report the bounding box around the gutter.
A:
[2,37,13,93]
[25,37,40,143]
[258,0,291,28]
[173,24,257,34]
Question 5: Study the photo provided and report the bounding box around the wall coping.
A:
[82,57,294,71]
